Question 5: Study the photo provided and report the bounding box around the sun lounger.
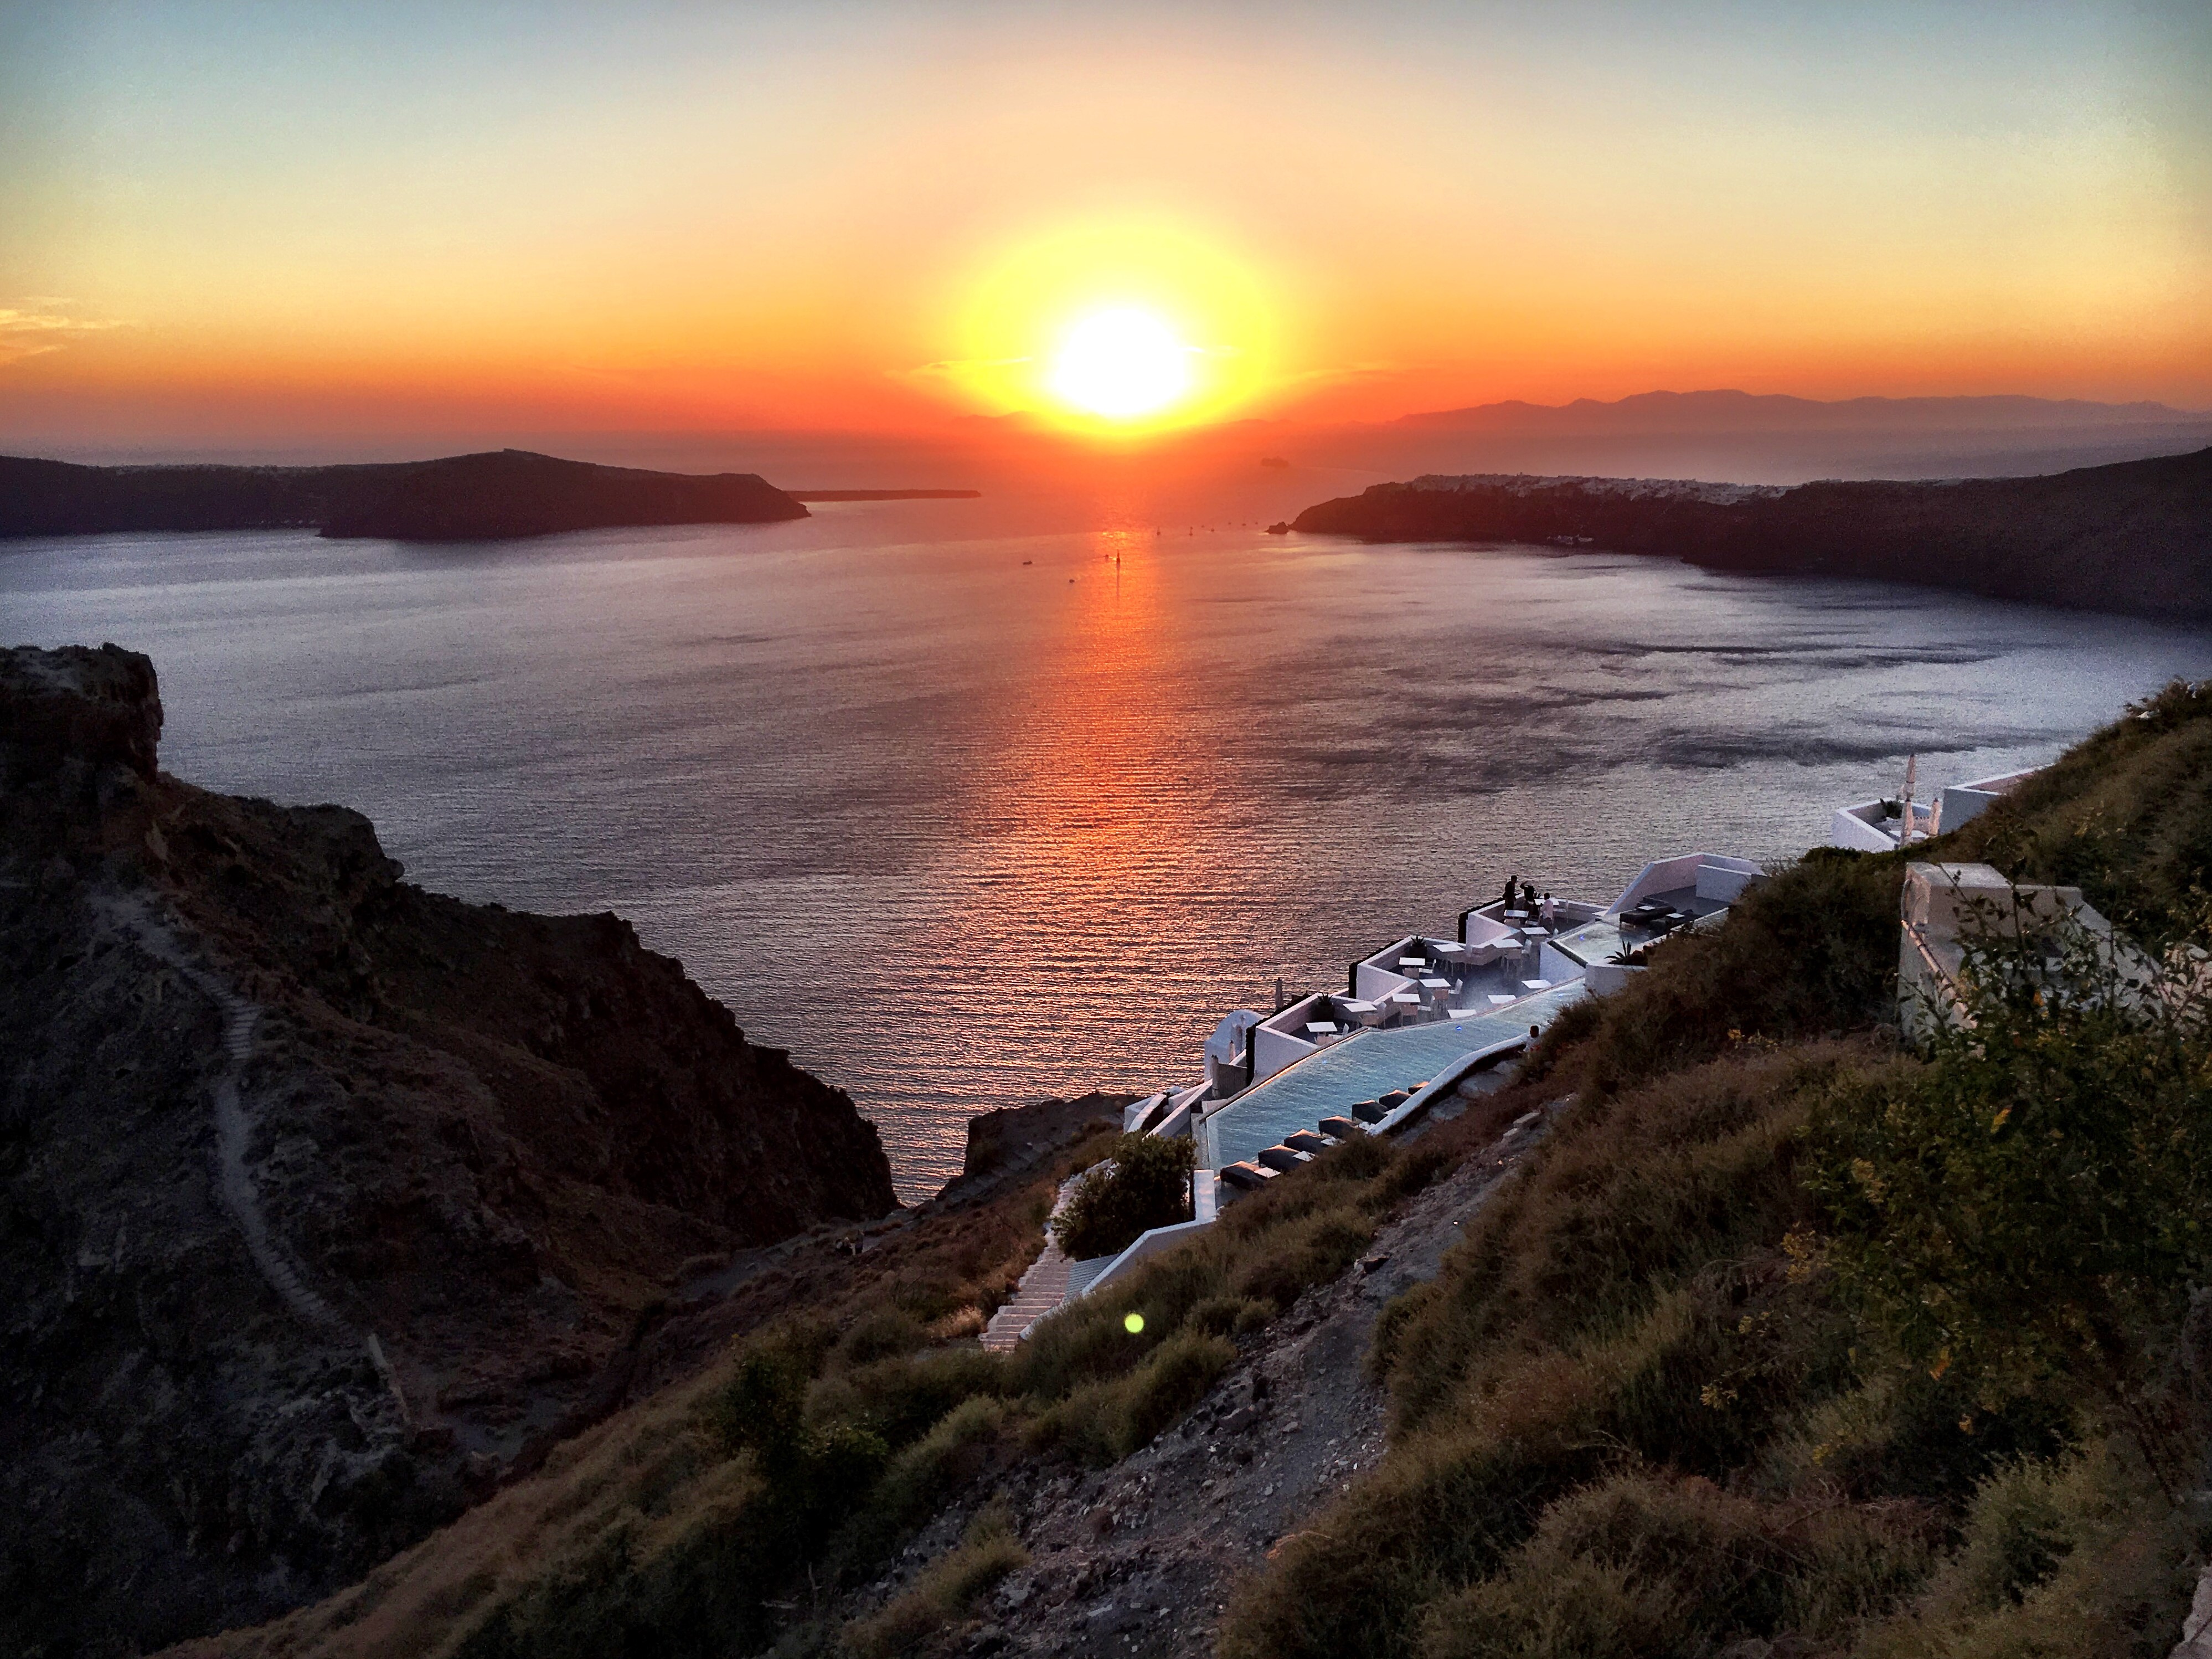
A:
[1219,1161,1277,1191]
[1258,1144,1315,1173]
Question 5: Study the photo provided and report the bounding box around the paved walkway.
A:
[981,1173,1089,1352]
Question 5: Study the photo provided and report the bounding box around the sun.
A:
[1047,307,1194,420]
[932,218,1277,432]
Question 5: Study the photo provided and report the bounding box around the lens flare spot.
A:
[1123,1311,1146,1335]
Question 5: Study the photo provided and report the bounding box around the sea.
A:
[8,499,2211,1200]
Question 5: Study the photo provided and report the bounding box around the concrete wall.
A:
[1938,771,2035,834]
[1608,853,1694,913]
[1369,1034,1531,1135]
[1251,1015,1320,1087]
[1695,856,1764,903]
[1077,1218,1215,1302]
[1585,961,1644,996]
[1610,851,1763,912]
[1830,802,1899,852]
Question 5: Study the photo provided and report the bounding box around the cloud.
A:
[1274,359,1416,392]
[889,354,1034,387]
[0,305,132,366]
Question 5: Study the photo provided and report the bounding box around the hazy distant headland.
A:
[1291,445,2212,621]
[0,448,810,541]
[785,487,982,502]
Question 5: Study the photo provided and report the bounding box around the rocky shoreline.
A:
[1288,445,2212,620]
[0,449,808,541]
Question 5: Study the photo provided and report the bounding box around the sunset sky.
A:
[3,1,2208,450]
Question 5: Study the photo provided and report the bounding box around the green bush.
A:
[1570,849,1904,1097]
[1029,1327,1238,1464]
[1810,908,2212,1444]
[1859,1439,2201,1659]
[1051,1132,1195,1259]
[1946,678,2212,949]
[804,1346,1006,1452]
[1951,1457,2076,1610]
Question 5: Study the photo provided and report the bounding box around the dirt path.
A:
[94,890,351,1337]
[860,1093,1564,1658]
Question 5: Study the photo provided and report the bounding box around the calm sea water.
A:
[8,503,2210,1199]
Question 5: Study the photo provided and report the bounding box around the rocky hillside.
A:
[148,684,2212,1659]
[1289,445,2212,620]
[0,643,896,1657]
[0,449,808,540]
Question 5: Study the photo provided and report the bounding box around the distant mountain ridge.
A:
[1394,388,2207,434]
[1290,445,2212,620]
[0,448,808,540]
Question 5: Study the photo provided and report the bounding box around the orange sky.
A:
[3,2,2208,450]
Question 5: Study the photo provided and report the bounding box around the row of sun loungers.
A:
[1215,1080,1435,1191]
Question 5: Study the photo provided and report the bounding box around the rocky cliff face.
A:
[0,449,809,540]
[0,644,896,1657]
[1290,445,2212,621]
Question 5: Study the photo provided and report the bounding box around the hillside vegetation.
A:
[1224,681,2212,1659]
[167,682,2212,1659]
[167,1100,1486,1658]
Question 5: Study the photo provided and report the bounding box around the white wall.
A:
[1830,803,1897,852]
[1608,853,1706,914]
[1251,1023,1317,1086]
[1695,857,1763,903]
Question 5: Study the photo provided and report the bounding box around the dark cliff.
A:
[0,644,895,1656]
[0,448,808,541]
[1290,445,2212,620]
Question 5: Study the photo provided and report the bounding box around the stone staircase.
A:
[981,1172,1090,1352]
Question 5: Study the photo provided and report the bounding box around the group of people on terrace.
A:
[1501,875,1559,930]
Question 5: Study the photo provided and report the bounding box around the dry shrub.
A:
[844,1506,1029,1659]
[1386,1047,1849,1439]
[925,1306,984,1342]
[1221,1047,1889,1659]
[1945,677,2212,949]
[1568,849,1903,1098]
[1858,1438,2201,1659]
[1219,1422,1589,1659]
[831,1306,929,1368]
[169,1123,1460,1659]
[1187,1294,1273,1337]
[1231,1205,1375,1310]
[1421,1471,1930,1659]
[1028,1329,1237,1464]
